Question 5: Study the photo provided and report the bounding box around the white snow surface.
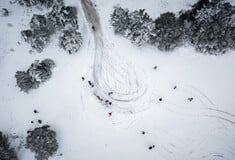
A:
[1,0,235,160]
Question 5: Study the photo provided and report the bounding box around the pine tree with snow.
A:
[26,125,58,160]
[15,71,40,92]
[30,14,48,32]
[21,29,50,53]
[27,59,55,83]
[111,5,130,35]
[15,59,55,92]
[188,0,235,54]
[30,30,50,53]
[47,5,78,31]
[59,29,83,54]
[150,12,183,51]
[126,9,153,46]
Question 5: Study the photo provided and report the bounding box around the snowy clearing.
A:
[0,0,235,160]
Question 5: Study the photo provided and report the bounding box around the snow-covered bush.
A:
[111,5,130,35]
[26,125,58,160]
[59,29,83,54]
[15,59,55,92]
[1,8,9,17]
[126,9,153,46]
[47,5,78,31]
[150,12,183,51]
[179,0,235,54]
[0,132,18,160]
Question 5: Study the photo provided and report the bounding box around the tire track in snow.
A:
[79,1,235,159]
[80,0,149,113]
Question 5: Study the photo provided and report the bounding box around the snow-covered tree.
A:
[15,71,39,93]
[30,14,48,32]
[15,59,55,92]
[47,5,78,31]
[111,5,130,35]
[59,29,83,54]
[126,9,153,46]
[188,0,235,54]
[19,0,81,53]
[150,12,183,51]
[30,30,50,52]
[27,59,55,83]
[0,132,18,160]
[21,14,52,52]
[111,6,153,46]
[26,125,58,160]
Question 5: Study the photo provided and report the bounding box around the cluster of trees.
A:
[180,0,235,54]
[15,59,55,92]
[0,125,58,160]
[111,6,154,46]
[19,0,83,53]
[111,0,235,55]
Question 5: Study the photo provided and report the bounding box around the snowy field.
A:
[0,0,235,159]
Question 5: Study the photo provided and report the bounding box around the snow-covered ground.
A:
[1,0,235,159]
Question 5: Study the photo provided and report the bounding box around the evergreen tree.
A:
[127,9,153,46]
[47,5,78,31]
[30,14,48,31]
[26,125,58,160]
[30,30,50,52]
[187,0,235,54]
[111,5,130,35]
[27,59,55,83]
[15,71,40,92]
[59,29,83,54]
[15,59,55,92]
[150,12,183,51]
